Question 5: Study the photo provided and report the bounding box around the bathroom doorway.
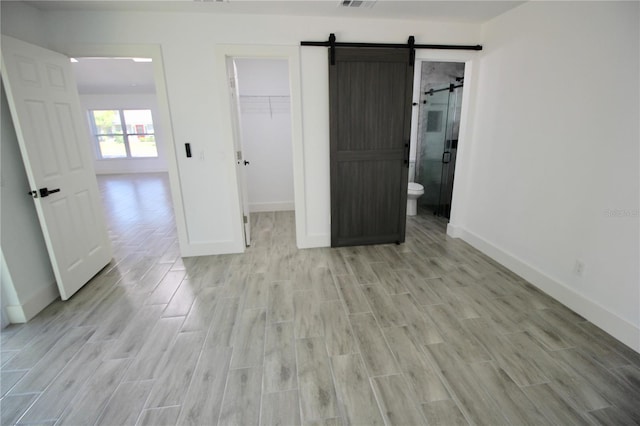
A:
[413,61,465,219]
[228,57,296,247]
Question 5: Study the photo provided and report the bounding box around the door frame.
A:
[214,45,305,250]
[59,43,189,254]
[411,50,480,238]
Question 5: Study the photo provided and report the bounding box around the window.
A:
[90,109,158,159]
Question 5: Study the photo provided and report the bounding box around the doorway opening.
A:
[70,57,182,266]
[412,61,465,220]
[227,57,296,248]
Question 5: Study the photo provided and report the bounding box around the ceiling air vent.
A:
[339,0,377,8]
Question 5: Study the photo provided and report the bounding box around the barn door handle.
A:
[39,187,61,198]
[442,151,451,164]
[404,142,410,166]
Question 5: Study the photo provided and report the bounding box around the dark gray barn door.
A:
[330,48,413,247]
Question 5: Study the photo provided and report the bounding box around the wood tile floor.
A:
[2,173,639,425]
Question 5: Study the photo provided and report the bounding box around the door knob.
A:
[244,160,250,166]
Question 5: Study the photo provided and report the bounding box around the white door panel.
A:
[227,58,251,246]
[1,35,112,300]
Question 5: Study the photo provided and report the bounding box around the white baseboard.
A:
[96,168,168,175]
[249,202,295,213]
[451,226,640,353]
[446,222,464,238]
[181,240,245,257]
[5,305,27,324]
[297,234,331,249]
[6,282,58,323]
[182,232,329,255]
[1,308,9,329]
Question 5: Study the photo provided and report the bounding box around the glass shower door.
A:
[417,89,450,215]
[438,85,461,218]
[416,83,462,218]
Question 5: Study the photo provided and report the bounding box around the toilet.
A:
[407,182,424,216]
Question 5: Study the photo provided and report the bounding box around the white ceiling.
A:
[27,0,525,23]
[71,57,156,94]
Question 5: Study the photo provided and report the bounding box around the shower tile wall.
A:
[420,62,464,92]
[416,62,464,207]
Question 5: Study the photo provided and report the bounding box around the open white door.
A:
[227,58,251,246]
[1,36,112,300]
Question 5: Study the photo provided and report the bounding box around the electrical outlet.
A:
[574,260,585,277]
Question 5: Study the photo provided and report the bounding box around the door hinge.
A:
[236,151,242,161]
[243,215,248,224]
[229,76,236,89]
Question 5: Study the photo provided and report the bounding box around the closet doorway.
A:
[228,58,295,247]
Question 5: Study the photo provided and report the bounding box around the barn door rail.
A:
[301,33,482,66]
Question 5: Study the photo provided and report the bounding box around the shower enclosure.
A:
[415,80,463,218]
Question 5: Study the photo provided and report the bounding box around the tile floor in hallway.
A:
[1,172,639,425]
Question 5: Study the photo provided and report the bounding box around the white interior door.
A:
[227,58,251,246]
[1,35,112,300]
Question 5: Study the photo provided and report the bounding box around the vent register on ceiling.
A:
[339,0,377,8]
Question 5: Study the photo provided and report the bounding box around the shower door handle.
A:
[442,151,451,164]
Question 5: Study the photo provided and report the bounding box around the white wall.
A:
[79,93,168,174]
[450,1,640,350]
[8,6,481,251]
[235,58,291,96]
[0,1,47,46]
[235,59,294,212]
[1,82,58,323]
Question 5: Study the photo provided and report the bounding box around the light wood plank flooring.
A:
[2,173,639,425]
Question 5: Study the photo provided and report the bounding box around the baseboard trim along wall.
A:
[448,225,640,353]
[182,240,244,257]
[297,234,331,249]
[6,282,58,323]
[95,168,169,175]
